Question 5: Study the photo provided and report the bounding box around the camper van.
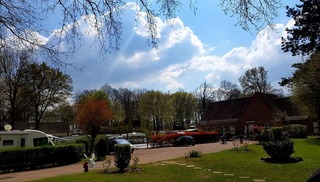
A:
[121,132,146,144]
[0,129,55,149]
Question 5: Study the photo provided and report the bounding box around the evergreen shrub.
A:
[114,144,131,173]
[262,139,295,162]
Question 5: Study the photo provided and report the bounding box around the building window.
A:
[264,123,272,129]
[3,140,14,146]
[229,126,236,134]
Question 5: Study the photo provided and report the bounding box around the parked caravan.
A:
[0,129,55,148]
[121,132,146,144]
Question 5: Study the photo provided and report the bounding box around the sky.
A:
[42,0,302,95]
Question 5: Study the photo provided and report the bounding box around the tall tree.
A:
[26,62,73,129]
[194,81,215,121]
[138,91,170,131]
[239,66,278,95]
[280,52,320,120]
[215,80,241,101]
[101,84,124,132]
[170,90,197,130]
[0,48,32,128]
[75,90,112,152]
[54,102,75,136]
[1,1,281,62]
[281,0,320,56]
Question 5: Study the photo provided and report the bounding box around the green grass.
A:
[34,139,320,182]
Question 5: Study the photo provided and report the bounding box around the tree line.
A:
[0,45,284,134]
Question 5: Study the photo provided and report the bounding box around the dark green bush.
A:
[95,138,107,160]
[262,140,294,162]
[0,144,84,173]
[282,124,307,138]
[114,144,131,173]
[260,129,270,143]
[269,127,284,141]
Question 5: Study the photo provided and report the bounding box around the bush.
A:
[185,150,202,158]
[114,144,131,173]
[95,138,107,160]
[282,124,307,138]
[262,140,294,162]
[269,127,284,141]
[150,131,219,147]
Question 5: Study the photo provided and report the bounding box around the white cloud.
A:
[42,2,299,94]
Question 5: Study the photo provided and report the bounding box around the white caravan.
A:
[0,129,55,149]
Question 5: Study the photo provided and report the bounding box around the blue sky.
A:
[42,1,301,94]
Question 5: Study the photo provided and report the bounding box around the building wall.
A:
[239,95,274,135]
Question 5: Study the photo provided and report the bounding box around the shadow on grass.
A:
[260,156,303,163]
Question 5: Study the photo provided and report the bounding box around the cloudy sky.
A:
[44,0,301,94]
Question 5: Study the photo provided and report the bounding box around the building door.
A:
[20,138,25,147]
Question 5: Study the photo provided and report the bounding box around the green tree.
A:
[280,52,320,120]
[138,91,170,131]
[281,0,320,56]
[54,102,75,136]
[26,62,73,129]
[170,90,197,130]
[239,66,281,95]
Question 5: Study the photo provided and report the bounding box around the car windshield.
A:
[115,139,130,144]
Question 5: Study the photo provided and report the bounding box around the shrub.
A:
[95,138,107,160]
[114,144,131,173]
[185,149,202,158]
[282,124,307,138]
[102,156,112,173]
[262,139,294,162]
[269,127,284,141]
[232,141,250,152]
[260,129,270,143]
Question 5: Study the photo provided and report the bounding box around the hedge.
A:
[150,131,219,146]
[0,144,84,174]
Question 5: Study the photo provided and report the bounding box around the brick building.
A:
[198,93,317,136]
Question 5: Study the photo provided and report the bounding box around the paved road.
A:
[0,141,240,182]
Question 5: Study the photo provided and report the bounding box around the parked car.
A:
[106,138,134,154]
[173,136,195,146]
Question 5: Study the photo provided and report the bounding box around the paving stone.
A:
[213,171,223,174]
[194,167,202,170]
[239,176,250,179]
[186,165,195,168]
[203,169,211,171]
[224,174,235,176]
[253,179,265,182]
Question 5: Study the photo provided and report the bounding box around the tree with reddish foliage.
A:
[75,90,112,153]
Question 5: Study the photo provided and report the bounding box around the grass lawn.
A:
[34,138,320,182]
